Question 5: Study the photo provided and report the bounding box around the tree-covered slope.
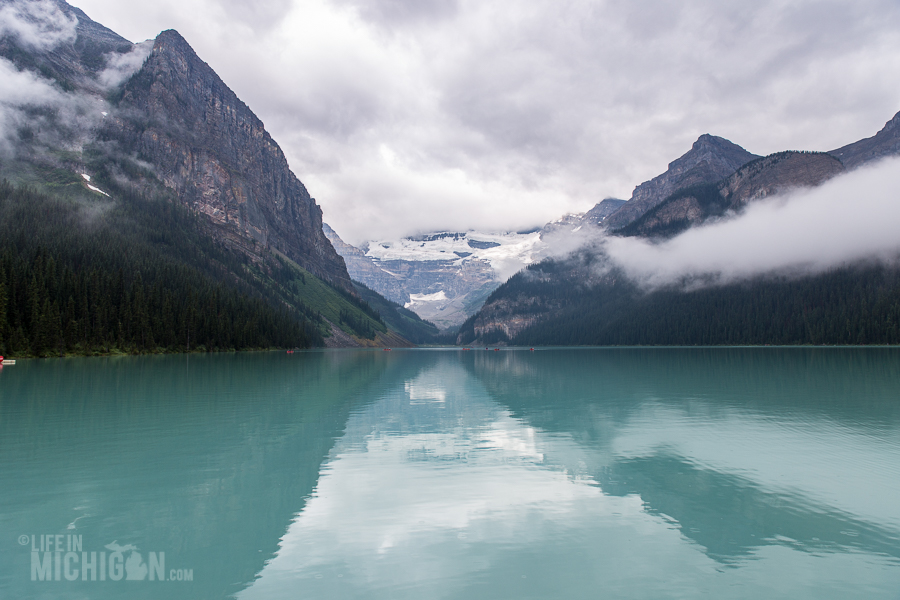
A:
[457,257,900,347]
[352,281,440,344]
[0,179,395,356]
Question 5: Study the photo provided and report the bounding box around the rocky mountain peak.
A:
[106,28,352,289]
[623,151,845,238]
[582,198,626,225]
[604,134,759,230]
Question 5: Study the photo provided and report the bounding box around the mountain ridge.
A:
[102,28,353,290]
[603,134,761,230]
[620,151,845,238]
[458,114,900,346]
[830,110,900,169]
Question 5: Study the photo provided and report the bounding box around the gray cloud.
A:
[331,0,459,27]
[56,0,900,244]
[0,56,65,153]
[601,158,900,288]
[0,0,78,50]
[215,0,294,33]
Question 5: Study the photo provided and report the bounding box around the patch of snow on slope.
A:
[405,290,448,309]
[86,184,109,196]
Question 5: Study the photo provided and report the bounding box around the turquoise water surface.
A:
[1,348,899,599]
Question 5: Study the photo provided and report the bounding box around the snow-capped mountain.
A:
[324,198,630,329]
[324,228,549,329]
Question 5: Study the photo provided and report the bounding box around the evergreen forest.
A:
[0,180,350,356]
[457,256,900,346]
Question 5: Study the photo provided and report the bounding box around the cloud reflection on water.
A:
[239,350,900,599]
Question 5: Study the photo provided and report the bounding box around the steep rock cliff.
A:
[104,29,351,289]
[323,223,409,304]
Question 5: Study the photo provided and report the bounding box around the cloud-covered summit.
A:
[0,0,77,50]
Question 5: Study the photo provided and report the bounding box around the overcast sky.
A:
[69,0,900,244]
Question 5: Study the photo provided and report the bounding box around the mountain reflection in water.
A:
[1,349,899,600]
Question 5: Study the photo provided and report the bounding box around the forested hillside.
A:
[0,180,392,356]
[457,258,900,346]
[352,282,441,344]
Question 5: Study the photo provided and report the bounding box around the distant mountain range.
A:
[324,113,900,340]
[323,226,546,329]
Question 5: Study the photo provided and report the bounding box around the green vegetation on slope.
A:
[352,281,440,344]
[0,174,394,356]
[82,154,389,344]
[248,250,387,341]
[458,257,900,346]
[0,182,320,356]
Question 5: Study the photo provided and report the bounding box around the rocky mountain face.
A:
[102,29,351,289]
[375,256,497,328]
[830,110,900,169]
[0,0,403,347]
[1,1,351,290]
[582,198,627,225]
[623,151,845,238]
[323,223,409,305]
[719,151,844,204]
[604,134,760,230]
[322,229,545,329]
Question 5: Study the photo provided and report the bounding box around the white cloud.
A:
[97,40,153,89]
[0,0,78,50]
[602,158,900,288]
[0,57,65,153]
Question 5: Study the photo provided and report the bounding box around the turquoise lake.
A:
[1,347,899,599]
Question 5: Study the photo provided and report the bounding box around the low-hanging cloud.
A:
[97,40,153,89]
[602,158,900,289]
[0,56,65,153]
[0,0,78,50]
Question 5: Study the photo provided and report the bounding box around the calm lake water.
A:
[1,348,899,599]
